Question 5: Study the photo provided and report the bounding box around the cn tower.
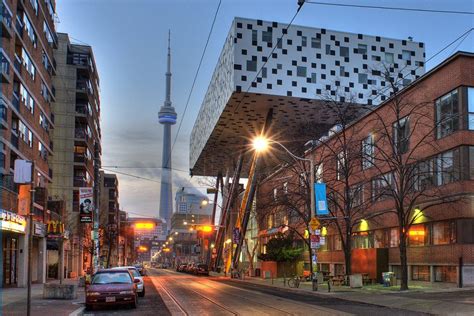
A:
[158,31,177,234]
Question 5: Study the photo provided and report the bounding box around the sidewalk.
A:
[213,273,474,315]
[1,279,85,316]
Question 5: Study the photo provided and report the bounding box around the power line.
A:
[232,2,305,114]
[101,167,217,190]
[165,0,222,167]
[305,1,474,15]
[101,165,190,174]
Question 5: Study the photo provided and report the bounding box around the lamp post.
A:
[252,136,318,289]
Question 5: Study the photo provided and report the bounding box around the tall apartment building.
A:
[190,17,426,176]
[99,171,119,267]
[49,33,101,277]
[1,0,57,287]
[257,52,474,285]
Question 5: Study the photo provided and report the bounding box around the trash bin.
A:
[382,272,395,287]
[255,268,261,277]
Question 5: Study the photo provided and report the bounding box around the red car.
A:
[85,268,140,310]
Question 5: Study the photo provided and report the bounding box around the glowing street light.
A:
[135,222,154,230]
[201,225,213,233]
[174,231,178,235]
[252,136,269,152]
[201,199,209,206]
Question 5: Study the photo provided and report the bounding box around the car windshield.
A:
[129,269,140,278]
[92,272,132,284]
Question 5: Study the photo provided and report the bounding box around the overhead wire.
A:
[164,0,222,168]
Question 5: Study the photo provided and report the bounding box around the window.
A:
[374,229,389,248]
[412,265,430,281]
[296,66,306,77]
[358,44,367,54]
[41,81,50,102]
[336,151,345,180]
[301,36,307,47]
[45,0,55,19]
[470,147,474,180]
[42,50,51,73]
[273,188,278,202]
[437,149,460,185]
[21,48,36,79]
[385,52,394,64]
[436,89,459,138]
[311,37,321,48]
[178,203,187,213]
[29,0,38,14]
[340,46,349,57]
[262,30,272,43]
[246,60,257,72]
[416,158,435,190]
[402,50,412,61]
[361,134,374,169]
[434,266,457,283]
[23,14,36,45]
[350,184,364,207]
[283,182,288,195]
[43,21,54,46]
[19,84,34,114]
[311,73,317,84]
[352,231,374,249]
[252,30,257,42]
[372,172,393,201]
[432,221,456,245]
[39,112,49,131]
[315,163,323,182]
[408,224,428,246]
[325,44,331,54]
[393,116,410,154]
[468,87,474,130]
[358,73,368,84]
[390,227,399,247]
[38,141,47,160]
[18,120,33,147]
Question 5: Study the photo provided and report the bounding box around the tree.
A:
[257,233,303,262]
[365,66,461,290]
[243,237,259,274]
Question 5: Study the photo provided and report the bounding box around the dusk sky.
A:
[55,0,473,218]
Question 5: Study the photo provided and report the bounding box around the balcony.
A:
[1,55,11,83]
[0,104,7,129]
[12,93,20,111]
[13,55,21,74]
[76,80,92,95]
[74,152,89,163]
[11,132,18,149]
[15,16,23,37]
[75,104,89,116]
[1,3,13,39]
[74,128,88,140]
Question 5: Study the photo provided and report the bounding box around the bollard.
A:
[327,280,331,292]
[312,272,318,291]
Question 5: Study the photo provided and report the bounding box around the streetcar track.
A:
[151,275,189,316]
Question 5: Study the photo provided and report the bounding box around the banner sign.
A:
[314,183,329,215]
[79,187,93,223]
[18,185,31,216]
[0,209,26,233]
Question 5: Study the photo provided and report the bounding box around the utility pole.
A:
[93,142,100,272]
[27,161,35,316]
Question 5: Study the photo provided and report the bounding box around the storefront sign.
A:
[0,209,26,233]
[47,220,65,238]
[79,187,93,223]
[34,222,46,237]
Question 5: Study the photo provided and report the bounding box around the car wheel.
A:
[131,296,138,309]
[138,288,145,297]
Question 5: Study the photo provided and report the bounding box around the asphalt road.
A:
[150,268,427,316]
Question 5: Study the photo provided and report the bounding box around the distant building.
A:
[99,172,119,267]
[128,217,166,263]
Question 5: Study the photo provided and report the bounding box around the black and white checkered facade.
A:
[190,17,425,172]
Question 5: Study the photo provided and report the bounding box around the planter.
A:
[43,284,77,299]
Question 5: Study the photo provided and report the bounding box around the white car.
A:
[112,266,145,297]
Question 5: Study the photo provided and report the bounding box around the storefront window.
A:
[412,265,430,281]
[352,231,374,249]
[390,228,399,247]
[408,224,429,246]
[334,234,342,251]
[434,266,457,283]
[375,229,389,248]
[432,221,456,245]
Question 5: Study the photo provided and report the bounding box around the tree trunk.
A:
[399,231,409,291]
[345,230,352,276]
[307,244,313,279]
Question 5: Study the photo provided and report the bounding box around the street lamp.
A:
[251,136,317,284]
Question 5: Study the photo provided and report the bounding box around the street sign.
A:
[309,217,320,231]
[319,236,326,245]
[310,234,320,249]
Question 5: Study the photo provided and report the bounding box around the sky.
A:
[55,0,474,218]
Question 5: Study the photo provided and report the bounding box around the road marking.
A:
[150,275,188,316]
[69,306,85,316]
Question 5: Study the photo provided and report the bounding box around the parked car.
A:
[185,263,196,274]
[135,264,147,276]
[85,268,139,311]
[195,264,209,276]
[176,263,187,272]
[112,266,145,297]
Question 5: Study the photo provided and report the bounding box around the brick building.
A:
[257,51,474,285]
[1,0,57,287]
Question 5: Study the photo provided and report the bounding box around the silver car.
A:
[112,266,145,297]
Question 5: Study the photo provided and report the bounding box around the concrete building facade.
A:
[49,33,101,277]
